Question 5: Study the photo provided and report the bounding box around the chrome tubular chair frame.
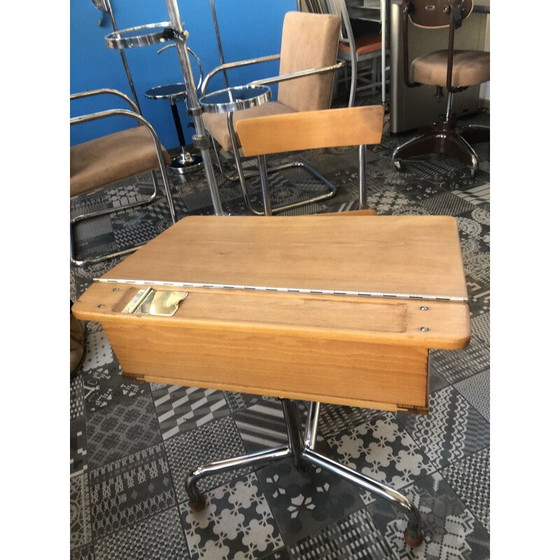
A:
[70,89,177,266]
[256,143,368,216]
[186,398,424,547]
[201,58,344,215]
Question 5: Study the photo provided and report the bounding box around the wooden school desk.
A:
[73,214,470,547]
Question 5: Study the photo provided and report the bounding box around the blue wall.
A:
[70,0,296,147]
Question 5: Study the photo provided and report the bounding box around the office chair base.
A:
[392,118,488,178]
[185,399,424,548]
[460,123,490,145]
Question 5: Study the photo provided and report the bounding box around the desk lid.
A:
[100,215,469,301]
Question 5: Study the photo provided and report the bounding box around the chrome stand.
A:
[105,1,225,215]
[164,0,223,214]
[102,0,143,111]
[186,398,424,548]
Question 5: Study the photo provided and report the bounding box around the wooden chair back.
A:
[236,105,384,157]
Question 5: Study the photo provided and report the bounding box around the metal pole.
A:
[257,156,273,216]
[210,0,230,89]
[280,400,307,471]
[164,0,224,215]
[381,0,387,107]
[304,401,321,449]
[358,144,367,209]
[105,0,142,111]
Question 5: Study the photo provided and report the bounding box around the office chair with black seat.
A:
[391,0,489,177]
[200,10,343,215]
[70,89,177,266]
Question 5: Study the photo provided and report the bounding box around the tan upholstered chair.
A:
[200,11,343,214]
[70,89,177,265]
[392,0,489,176]
[236,105,385,214]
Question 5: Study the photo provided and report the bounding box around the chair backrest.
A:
[277,11,341,112]
[405,0,473,29]
[301,0,355,46]
[236,105,384,157]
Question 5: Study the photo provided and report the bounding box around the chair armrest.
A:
[201,54,281,95]
[248,61,344,88]
[70,88,140,114]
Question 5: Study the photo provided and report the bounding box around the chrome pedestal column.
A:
[185,398,424,548]
[164,0,223,214]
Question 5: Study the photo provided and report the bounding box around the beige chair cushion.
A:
[411,50,490,88]
[202,101,296,151]
[277,12,340,112]
[70,126,170,197]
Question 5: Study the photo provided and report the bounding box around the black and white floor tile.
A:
[152,385,231,441]
[366,471,489,559]
[70,98,490,558]
[325,412,435,503]
[256,457,364,546]
[180,472,283,560]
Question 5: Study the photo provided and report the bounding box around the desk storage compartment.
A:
[102,319,429,413]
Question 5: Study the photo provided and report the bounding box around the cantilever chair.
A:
[236,105,385,215]
[302,0,388,108]
[70,89,177,266]
[201,11,343,215]
[392,0,490,177]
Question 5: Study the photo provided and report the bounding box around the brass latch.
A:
[122,287,188,317]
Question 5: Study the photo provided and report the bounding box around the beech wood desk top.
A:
[73,215,470,412]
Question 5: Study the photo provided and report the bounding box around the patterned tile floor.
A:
[70,94,490,559]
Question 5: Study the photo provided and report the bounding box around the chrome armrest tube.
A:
[70,88,140,114]
[249,61,344,87]
[201,54,281,94]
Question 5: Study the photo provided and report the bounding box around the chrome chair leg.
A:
[304,400,321,450]
[70,168,176,266]
[358,144,367,209]
[302,448,424,547]
[221,113,337,215]
[460,123,490,145]
[185,446,291,510]
[184,398,424,547]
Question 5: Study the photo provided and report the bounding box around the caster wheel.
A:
[394,159,403,171]
[188,497,207,512]
[404,527,424,548]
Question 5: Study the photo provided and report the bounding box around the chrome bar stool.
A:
[145,83,203,175]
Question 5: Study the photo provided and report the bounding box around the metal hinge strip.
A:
[94,277,467,303]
